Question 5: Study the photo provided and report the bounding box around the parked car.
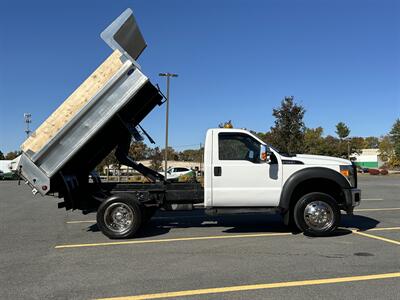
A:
[162,167,194,180]
[0,170,4,180]
[380,169,389,175]
[368,169,380,175]
[357,166,369,173]
[2,172,19,180]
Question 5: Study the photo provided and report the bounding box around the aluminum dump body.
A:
[12,9,163,195]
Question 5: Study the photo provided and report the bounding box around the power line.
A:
[171,143,202,149]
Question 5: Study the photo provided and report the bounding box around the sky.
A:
[0,0,399,153]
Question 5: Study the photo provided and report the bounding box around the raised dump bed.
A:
[12,9,163,197]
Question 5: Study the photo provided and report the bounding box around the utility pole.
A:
[347,138,350,159]
[24,113,32,138]
[158,73,178,180]
[199,143,202,173]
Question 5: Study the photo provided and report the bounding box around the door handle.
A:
[214,166,222,176]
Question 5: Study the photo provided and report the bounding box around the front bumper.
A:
[344,188,361,214]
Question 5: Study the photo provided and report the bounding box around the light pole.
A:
[347,138,350,159]
[159,72,178,180]
[24,113,32,138]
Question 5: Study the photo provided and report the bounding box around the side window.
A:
[218,132,261,163]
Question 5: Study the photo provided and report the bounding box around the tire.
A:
[293,192,341,236]
[96,195,142,239]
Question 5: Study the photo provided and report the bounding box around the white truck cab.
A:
[202,128,360,236]
[204,128,283,208]
[204,128,359,206]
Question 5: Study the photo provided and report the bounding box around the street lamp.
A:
[159,73,178,180]
[24,113,32,138]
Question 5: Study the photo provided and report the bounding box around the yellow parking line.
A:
[96,272,400,300]
[355,207,400,212]
[367,227,400,231]
[66,220,96,224]
[55,232,291,249]
[352,230,400,245]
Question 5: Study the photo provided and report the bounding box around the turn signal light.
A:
[340,169,350,177]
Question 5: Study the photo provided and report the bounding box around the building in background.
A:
[0,160,12,173]
[351,149,383,168]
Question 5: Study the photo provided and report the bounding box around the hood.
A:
[284,154,351,166]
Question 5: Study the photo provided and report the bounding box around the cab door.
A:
[211,131,282,207]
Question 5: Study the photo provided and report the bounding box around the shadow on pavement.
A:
[341,214,380,231]
[85,209,380,239]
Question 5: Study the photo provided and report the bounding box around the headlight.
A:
[340,165,356,187]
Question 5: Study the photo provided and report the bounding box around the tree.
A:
[319,135,341,157]
[128,142,150,161]
[179,149,202,162]
[334,122,351,158]
[304,127,324,155]
[335,122,350,140]
[5,150,22,160]
[379,135,395,167]
[161,147,179,161]
[149,147,162,171]
[364,136,379,149]
[269,96,306,154]
[350,137,365,155]
[390,119,400,162]
[96,149,119,174]
[0,151,4,160]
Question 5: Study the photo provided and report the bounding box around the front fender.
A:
[279,167,351,211]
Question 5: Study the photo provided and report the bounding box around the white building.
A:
[0,160,12,173]
[351,149,383,168]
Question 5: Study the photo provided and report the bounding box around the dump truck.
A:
[11,9,361,239]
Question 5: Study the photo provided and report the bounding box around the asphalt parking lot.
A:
[1,175,399,300]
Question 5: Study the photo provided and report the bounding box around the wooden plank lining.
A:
[21,50,123,154]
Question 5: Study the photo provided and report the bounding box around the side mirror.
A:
[260,145,271,163]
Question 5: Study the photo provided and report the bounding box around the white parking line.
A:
[66,220,95,224]
[362,198,384,201]
[361,198,383,201]
[355,208,400,212]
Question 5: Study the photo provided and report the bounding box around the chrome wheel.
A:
[103,202,134,234]
[303,201,334,231]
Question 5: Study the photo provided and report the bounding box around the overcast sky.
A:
[0,0,399,153]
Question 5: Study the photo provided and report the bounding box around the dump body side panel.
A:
[21,50,124,155]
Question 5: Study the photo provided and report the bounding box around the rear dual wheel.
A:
[294,192,341,236]
[96,196,142,239]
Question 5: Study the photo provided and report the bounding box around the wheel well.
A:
[289,178,345,210]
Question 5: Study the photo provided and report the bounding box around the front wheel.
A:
[96,196,142,239]
[293,192,341,236]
